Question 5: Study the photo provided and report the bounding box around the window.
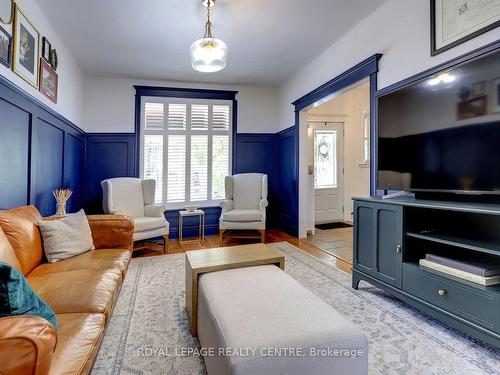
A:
[314,129,337,189]
[141,97,232,208]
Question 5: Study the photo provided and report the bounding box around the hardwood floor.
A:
[132,229,353,274]
[302,227,354,263]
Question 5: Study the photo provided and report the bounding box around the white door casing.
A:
[311,122,344,224]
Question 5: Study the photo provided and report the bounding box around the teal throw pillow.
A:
[0,261,58,330]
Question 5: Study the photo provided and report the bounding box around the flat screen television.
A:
[377,48,500,195]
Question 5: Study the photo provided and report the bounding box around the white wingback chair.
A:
[219,173,268,246]
[101,177,169,253]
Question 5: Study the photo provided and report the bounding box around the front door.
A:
[312,122,344,224]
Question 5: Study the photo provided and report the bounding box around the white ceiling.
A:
[36,0,386,86]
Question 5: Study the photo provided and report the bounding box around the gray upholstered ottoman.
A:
[197,265,368,375]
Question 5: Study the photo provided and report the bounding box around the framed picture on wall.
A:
[0,25,10,68]
[41,36,51,62]
[12,5,39,88]
[0,0,14,24]
[431,0,500,56]
[457,95,487,120]
[39,58,58,103]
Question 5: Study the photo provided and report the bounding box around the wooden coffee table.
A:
[185,243,285,336]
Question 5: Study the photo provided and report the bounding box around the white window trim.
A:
[140,96,233,209]
[359,110,370,167]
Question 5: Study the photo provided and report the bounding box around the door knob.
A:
[438,289,446,296]
[396,244,401,253]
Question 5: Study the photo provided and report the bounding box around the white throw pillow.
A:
[38,209,95,263]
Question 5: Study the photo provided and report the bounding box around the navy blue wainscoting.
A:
[0,75,86,216]
[0,97,30,208]
[275,127,298,236]
[166,206,221,239]
[84,133,136,213]
[234,133,277,227]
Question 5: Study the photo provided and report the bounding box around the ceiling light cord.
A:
[204,2,213,39]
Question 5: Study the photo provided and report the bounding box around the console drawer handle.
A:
[396,244,401,253]
[438,289,446,296]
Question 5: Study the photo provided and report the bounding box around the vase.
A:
[56,202,67,216]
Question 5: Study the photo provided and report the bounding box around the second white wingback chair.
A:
[219,173,268,246]
[101,177,169,253]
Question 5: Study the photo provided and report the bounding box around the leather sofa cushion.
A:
[51,313,105,375]
[0,316,56,375]
[27,268,121,318]
[0,227,21,271]
[134,216,167,232]
[87,215,134,251]
[0,206,43,275]
[28,249,131,278]
[222,209,262,222]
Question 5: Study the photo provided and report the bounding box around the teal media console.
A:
[352,196,500,348]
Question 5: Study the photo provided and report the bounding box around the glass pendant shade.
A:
[190,37,227,73]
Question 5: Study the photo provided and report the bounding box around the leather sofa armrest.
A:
[87,215,134,251]
[0,316,56,375]
[144,204,167,218]
[219,200,234,214]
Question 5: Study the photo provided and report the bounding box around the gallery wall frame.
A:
[431,0,500,56]
[0,24,11,68]
[39,58,58,103]
[12,4,40,88]
[0,0,14,24]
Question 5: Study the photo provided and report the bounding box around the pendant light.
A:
[190,0,228,73]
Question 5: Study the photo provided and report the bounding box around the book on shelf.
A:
[425,253,500,277]
[419,259,500,286]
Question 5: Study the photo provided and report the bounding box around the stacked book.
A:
[419,253,500,286]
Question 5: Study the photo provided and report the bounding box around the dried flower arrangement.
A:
[52,188,73,216]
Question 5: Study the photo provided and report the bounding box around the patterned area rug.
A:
[93,242,500,375]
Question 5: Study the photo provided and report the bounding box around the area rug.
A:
[93,242,500,375]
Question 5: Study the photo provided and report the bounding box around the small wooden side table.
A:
[178,209,205,244]
[185,243,285,336]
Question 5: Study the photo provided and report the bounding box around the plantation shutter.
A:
[142,99,232,207]
[213,105,230,130]
[166,135,186,203]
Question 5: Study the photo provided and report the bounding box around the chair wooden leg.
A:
[219,229,224,247]
[259,230,265,243]
[163,234,169,254]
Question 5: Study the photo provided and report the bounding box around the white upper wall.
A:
[83,77,279,133]
[278,0,500,130]
[0,0,85,126]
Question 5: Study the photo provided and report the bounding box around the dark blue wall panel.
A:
[64,134,85,213]
[235,133,277,227]
[33,119,64,215]
[0,97,30,209]
[0,75,86,216]
[276,127,298,235]
[84,133,136,213]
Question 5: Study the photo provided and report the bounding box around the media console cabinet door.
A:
[354,200,403,288]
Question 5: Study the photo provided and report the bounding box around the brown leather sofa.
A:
[0,205,134,375]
